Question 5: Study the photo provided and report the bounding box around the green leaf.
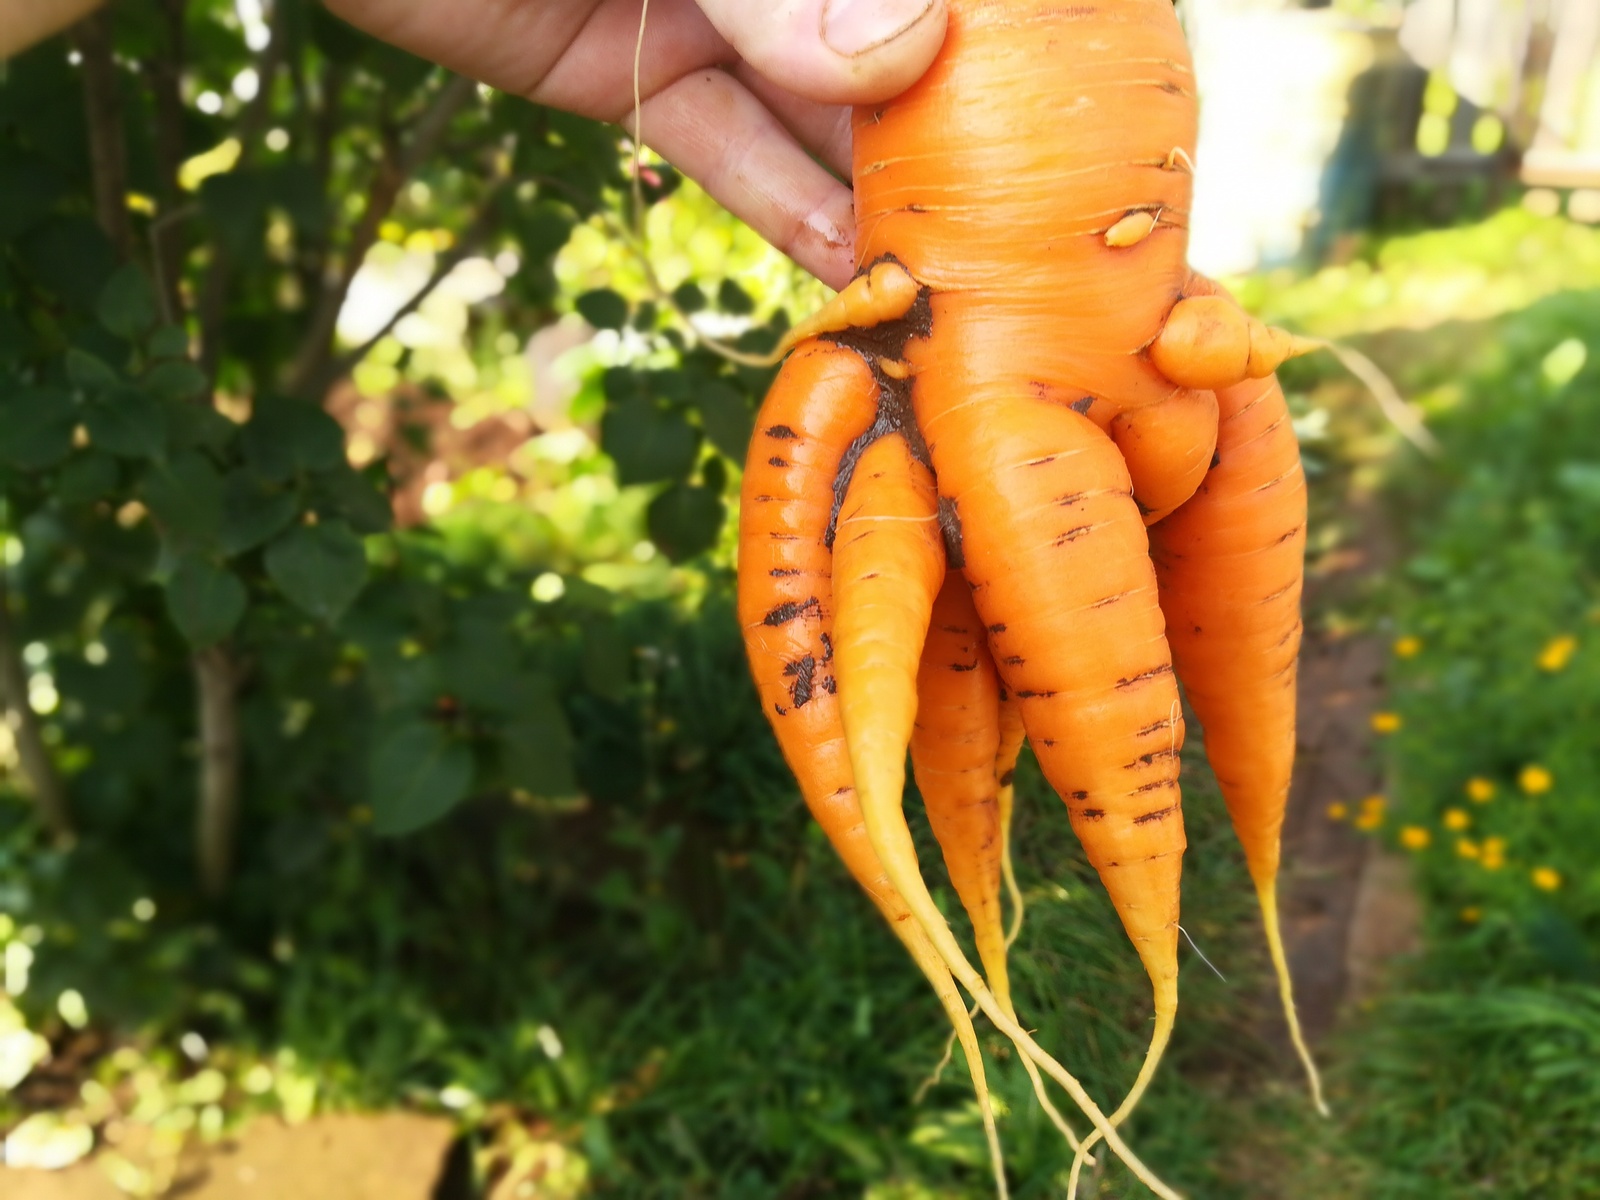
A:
[95,264,158,341]
[1556,462,1600,504]
[600,400,699,486]
[0,151,65,242]
[646,482,723,561]
[241,398,346,481]
[147,325,190,359]
[66,348,120,392]
[576,288,628,330]
[164,401,237,453]
[265,520,368,624]
[57,452,119,503]
[306,463,393,535]
[671,282,705,314]
[265,163,328,238]
[144,360,207,403]
[15,216,116,311]
[165,557,247,648]
[200,170,268,259]
[512,202,573,260]
[695,382,753,462]
[86,387,168,459]
[369,721,474,836]
[718,278,755,315]
[0,386,76,470]
[502,685,577,797]
[140,451,224,549]
[219,470,299,556]
[309,6,367,63]
[579,613,631,701]
[361,43,435,94]
[701,456,728,495]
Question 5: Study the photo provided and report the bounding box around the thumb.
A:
[695,0,946,106]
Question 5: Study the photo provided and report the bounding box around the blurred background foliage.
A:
[1,1,1599,1197]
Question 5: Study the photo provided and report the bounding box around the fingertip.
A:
[820,0,947,101]
[699,0,946,107]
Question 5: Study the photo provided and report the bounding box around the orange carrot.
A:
[1149,278,1318,391]
[849,0,1194,1116]
[737,339,1012,1193]
[911,571,1007,997]
[1110,387,1220,526]
[995,688,1026,950]
[910,573,1094,1150]
[1149,370,1325,1113]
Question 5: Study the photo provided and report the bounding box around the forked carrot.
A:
[912,572,1088,1149]
[737,339,1011,1194]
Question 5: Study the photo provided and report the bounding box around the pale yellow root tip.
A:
[918,1008,1090,1157]
[946,996,1010,1200]
[999,784,1026,952]
[1065,1004,1176,1199]
[1257,880,1330,1117]
[902,927,1009,1198]
[856,800,1183,1200]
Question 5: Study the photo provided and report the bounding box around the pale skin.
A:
[1,0,948,291]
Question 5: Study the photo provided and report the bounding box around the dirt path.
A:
[1272,499,1421,1050]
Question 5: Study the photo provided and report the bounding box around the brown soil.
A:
[1273,496,1421,1048]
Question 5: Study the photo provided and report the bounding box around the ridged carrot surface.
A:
[736,339,1010,1193]
[1150,370,1323,1112]
[734,1,1324,1191]
[911,571,1006,999]
[853,0,1191,1082]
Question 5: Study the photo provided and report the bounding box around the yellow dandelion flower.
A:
[1399,825,1431,850]
[1518,764,1553,795]
[1531,866,1562,891]
[1361,794,1387,812]
[1326,802,1349,821]
[1455,838,1480,860]
[1537,635,1578,672]
[1370,711,1402,734]
[1459,906,1482,924]
[1483,836,1507,855]
[1354,810,1384,832]
[1481,838,1507,870]
[1392,636,1422,658]
[1465,777,1496,803]
[1442,808,1470,831]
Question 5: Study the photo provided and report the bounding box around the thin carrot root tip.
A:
[1257,882,1331,1117]
[1105,210,1158,248]
[1150,295,1318,390]
[776,260,921,357]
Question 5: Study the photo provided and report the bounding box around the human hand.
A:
[324,0,948,291]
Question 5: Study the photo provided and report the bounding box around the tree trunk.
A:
[195,646,240,898]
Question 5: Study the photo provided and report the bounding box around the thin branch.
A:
[0,571,71,843]
[284,74,478,397]
[148,203,199,328]
[194,646,239,898]
[312,176,509,393]
[71,10,131,258]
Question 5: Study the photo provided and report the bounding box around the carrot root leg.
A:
[1257,878,1329,1116]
